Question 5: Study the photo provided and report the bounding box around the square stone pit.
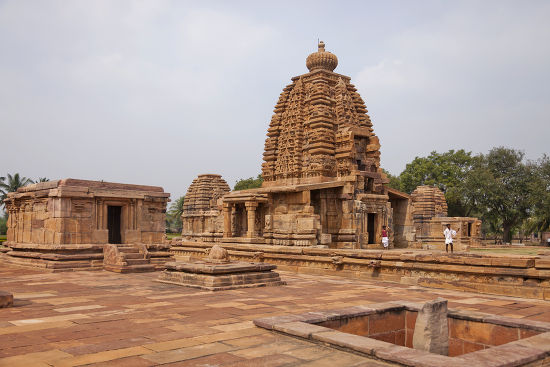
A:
[254,301,550,367]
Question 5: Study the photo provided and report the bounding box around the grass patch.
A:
[0,235,6,241]
[166,233,181,240]
[470,247,544,256]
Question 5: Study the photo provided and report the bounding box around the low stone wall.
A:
[170,241,550,300]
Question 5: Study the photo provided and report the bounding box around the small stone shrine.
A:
[411,185,481,250]
[157,244,285,290]
[181,174,230,242]
[3,179,173,271]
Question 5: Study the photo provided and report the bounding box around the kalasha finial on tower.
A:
[306,40,338,72]
[318,40,326,51]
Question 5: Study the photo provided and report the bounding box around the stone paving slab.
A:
[1,262,550,366]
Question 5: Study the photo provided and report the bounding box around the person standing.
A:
[443,224,459,253]
[381,225,389,250]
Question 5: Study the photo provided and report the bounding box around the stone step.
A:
[123,253,145,259]
[125,258,150,266]
[104,264,156,273]
[117,247,140,253]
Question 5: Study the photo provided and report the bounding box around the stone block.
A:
[412,298,449,356]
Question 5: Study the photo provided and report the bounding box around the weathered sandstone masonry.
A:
[184,42,418,249]
[411,186,481,250]
[182,174,230,242]
[181,43,481,249]
[171,241,550,300]
[3,179,171,271]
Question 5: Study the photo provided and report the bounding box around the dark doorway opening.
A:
[468,223,472,237]
[108,206,122,244]
[367,213,376,244]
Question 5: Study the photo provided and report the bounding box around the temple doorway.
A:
[107,206,122,244]
[367,213,376,244]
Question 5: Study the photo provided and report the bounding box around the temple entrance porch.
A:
[221,191,268,244]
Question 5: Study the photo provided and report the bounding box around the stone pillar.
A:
[223,203,232,238]
[246,202,258,238]
[413,298,449,355]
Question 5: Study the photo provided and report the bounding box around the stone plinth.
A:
[157,260,285,291]
[0,291,13,308]
[3,178,170,271]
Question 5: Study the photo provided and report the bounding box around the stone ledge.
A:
[171,242,550,300]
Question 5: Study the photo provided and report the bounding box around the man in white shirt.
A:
[443,224,459,253]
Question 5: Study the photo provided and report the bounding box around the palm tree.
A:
[166,196,185,233]
[36,177,49,183]
[0,173,34,205]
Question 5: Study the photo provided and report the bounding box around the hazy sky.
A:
[1,0,549,201]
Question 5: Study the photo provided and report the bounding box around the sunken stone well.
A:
[254,301,550,366]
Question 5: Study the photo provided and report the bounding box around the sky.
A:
[1,0,549,202]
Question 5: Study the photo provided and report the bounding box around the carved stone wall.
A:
[262,41,382,188]
[3,179,169,270]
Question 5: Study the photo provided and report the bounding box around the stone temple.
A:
[3,179,172,271]
[184,42,434,249]
[411,186,482,250]
[181,174,230,242]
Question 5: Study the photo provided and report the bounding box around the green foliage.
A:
[381,169,402,191]
[529,155,550,233]
[466,147,534,242]
[36,177,50,182]
[234,174,263,191]
[166,196,185,233]
[399,150,475,193]
[391,147,546,242]
[0,214,6,236]
[0,173,34,207]
[398,150,476,216]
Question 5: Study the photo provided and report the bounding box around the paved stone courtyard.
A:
[1,264,550,366]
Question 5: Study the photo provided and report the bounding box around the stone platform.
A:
[0,291,13,308]
[157,260,285,291]
[171,241,550,300]
[1,262,550,366]
[2,243,105,271]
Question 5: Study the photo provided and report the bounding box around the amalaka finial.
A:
[318,40,325,51]
[306,40,338,72]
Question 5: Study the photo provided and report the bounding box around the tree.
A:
[0,212,6,236]
[35,177,49,183]
[381,169,402,191]
[234,174,263,191]
[530,155,550,234]
[465,147,535,243]
[0,173,33,205]
[398,150,476,216]
[166,196,185,233]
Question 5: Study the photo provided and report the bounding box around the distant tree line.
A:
[234,174,263,191]
[385,147,550,243]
